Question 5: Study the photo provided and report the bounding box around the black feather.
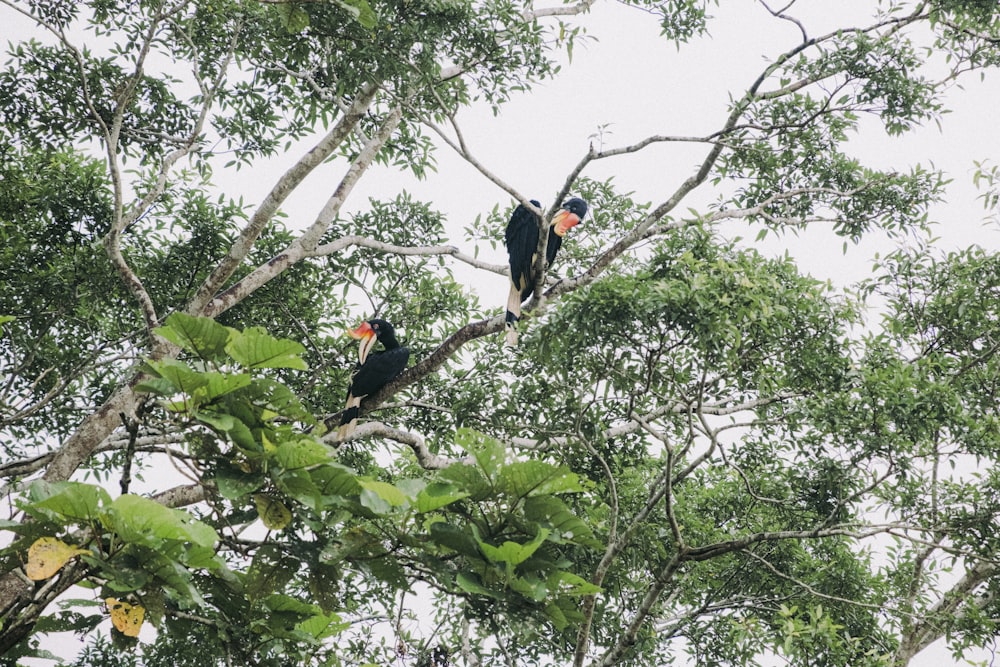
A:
[505,200,565,302]
[340,319,409,426]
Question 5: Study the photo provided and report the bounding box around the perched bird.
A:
[337,318,409,440]
[504,197,588,347]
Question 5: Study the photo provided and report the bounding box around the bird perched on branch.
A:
[337,318,409,440]
[504,197,588,347]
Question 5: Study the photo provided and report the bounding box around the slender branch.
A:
[309,235,507,275]
[511,393,799,453]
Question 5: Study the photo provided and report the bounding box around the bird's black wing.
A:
[505,203,541,299]
[349,347,410,398]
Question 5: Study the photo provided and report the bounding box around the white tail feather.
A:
[336,394,362,441]
[505,285,522,347]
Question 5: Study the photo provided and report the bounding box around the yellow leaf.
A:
[25,537,87,581]
[253,493,292,530]
[106,598,145,638]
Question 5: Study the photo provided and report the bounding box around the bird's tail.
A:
[505,284,522,347]
[337,394,362,441]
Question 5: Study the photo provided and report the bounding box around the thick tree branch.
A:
[189,83,380,314]
[328,421,472,469]
[204,98,405,317]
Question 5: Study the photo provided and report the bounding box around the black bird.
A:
[337,318,409,440]
[504,197,588,346]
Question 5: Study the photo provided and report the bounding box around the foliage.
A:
[1,1,1000,666]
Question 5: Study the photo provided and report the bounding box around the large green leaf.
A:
[456,428,505,483]
[154,312,233,361]
[274,438,333,470]
[102,495,218,549]
[498,460,585,498]
[245,545,299,601]
[415,482,469,513]
[275,469,323,509]
[523,496,601,548]
[359,480,410,513]
[295,611,348,641]
[455,571,498,599]
[438,460,493,500]
[547,570,602,596]
[226,327,308,370]
[335,0,377,29]
[194,371,253,402]
[213,463,265,500]
[309,464,362,498]
[29,481,110,522]
[428,522,482,559]
[476,528,550,570]
[143,359,210,397]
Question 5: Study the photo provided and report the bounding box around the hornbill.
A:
[337,318,409,440]
[504,197,588,347]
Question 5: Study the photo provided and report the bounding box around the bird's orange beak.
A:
[348,321,377,364]
[552,209,581,237]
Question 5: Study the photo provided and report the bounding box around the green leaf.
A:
[154,312,232,361]
[335,0,377,28]
[509,573,547,601]
[254,494,292,530]
[226,327,307,370]
[30,481,111,522]
[212,464,264,500]
[359,480,410,512]
[275,469,323,509]
[545,602,569,631]
[455,428,505,483]
[456,571,498,598]
[499,460,585,498]
[477,528,549,569]
[548,570,602,596]
[194,371,253,402]
[523,496,600,547]
[134,377,180,397]
[263,593,320,615]
[295,611,347,641]
[193,411,236,432]
[274,439,333,470]
[309,464,362,498]
[144,359,210,397]
[415,483,469,513]
[102,495,218,549]
[276,4,310,33]
[428,522,481,559]
[437,461,492,500]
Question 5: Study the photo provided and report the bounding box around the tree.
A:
[1,0,999,665]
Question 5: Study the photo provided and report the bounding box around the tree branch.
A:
[189,83,380,315]
[204,97,406,318]
[309,235,507,275]
[328,421,473,469]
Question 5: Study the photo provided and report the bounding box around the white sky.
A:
[4,0,1000,664]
